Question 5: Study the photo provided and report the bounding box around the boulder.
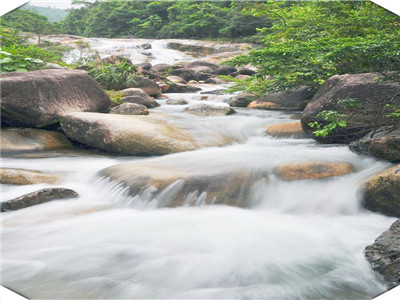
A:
[1,128,73,154]
[42,63,64,70]
[365,219,400,289]
[166,75,187,84]
[213,66,237,76]
[166,83,201,93]
[183,104,236,116]
[166,99,188,105]
[136,62,152,72]
[59,112,199,156]
[141,43,151,50]
[189,66,214,73]
[120,87,153,100]
[1,188,78,212]
[248,86,313,111]
[0,70,111,127]
[274,162,355,181]
[301,73,400,143]
[235,74,251,80]
[349,128,400,163]
[100,159,262,207]
[186,61,219,70]
[0,168,61,185]
[110,103,149,115]
[362,165,400,217]
[229,93,255,107]
[128,76,162,96]
[138,70,163,80]
[238,68,256,76]
[169,68,198,81]
[151,64,174,73]
[266,122,307,139]
[120,96,159,108]
[205,77,228,84]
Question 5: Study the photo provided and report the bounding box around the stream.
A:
[1,38,397,299]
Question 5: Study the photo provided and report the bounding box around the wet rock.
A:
[301,73,400,143]
[213,66,237,75]
[349,128,400,163]
[266,122,307,139]
[229,93,255,107]
[170,68,198,81]
[128,76,162,96]
[120,95,159,108]
[248,86,313,111]
[166,99,188,105]
[1,188,78,212]
[365,219,400,289]
[200,89,226,95]
[238,68,256,76]
[166,83,201,93]
[141,43,152,50]
[187,80,198,85]
[186,61,219,70]
[166,75,187,84]
[274,162,355,181]
[136,62,152,72]
[205,77,228,84]
[151,64,175,73]
[362,165,400,217]
[0,69,111,127]
[189,66,214,73]
[183,104,236,116]
[120,87,153,100]
[100,159,262,207]
[59,112,199,156]
[0,168,61,185]
[110,103,149,115]
[1,128,73,154]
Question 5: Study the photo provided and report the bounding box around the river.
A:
[1,38,396,299]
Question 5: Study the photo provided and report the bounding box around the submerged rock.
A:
[0,69,111,127]
[229,93,254,107]
[1,188,78,212]
[365,219,400,289]
[59,112,199,156]
[349,128,400,163]
[110,103,149,115]
[266,122,307,139]
[1,128,73,154]
[274,162,355,181]
[100,159,263,207]
[0,168,61,185]
[362,165,400,217]
[166,99,188,105]
[183,104,236,116]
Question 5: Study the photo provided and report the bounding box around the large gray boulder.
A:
[229,93,255,107]
[1,188,78,212]
[248,86,313,111]
[365,219,400,289]
[129,76,162,96]
[59,112,199,156]
[110,103,149,115]
[301,73,400,143]
[349,127,400,163]
[1,128,73,154]
[99,158,264,207]
[362,165,400,217]
[0,69,111,127]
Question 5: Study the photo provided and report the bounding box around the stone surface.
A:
[248,86,313,111]
[349,128,400,163]
[365,219,400,289]
[1,128,73,153]
[301,73,400,143]
[274,162,355,181]
[213,66,237,75]
[266,122,307,139]
[110,103,149,115]
[166,99,188,105]
[229,93,255,107]
[100,159,263,207]
[362,165,400,217]
[0,168,61,185]
[120,95,159,108]
[129,76,162,96]
[166,83,201,93]
[183,104,236,116]
[0,69,111,127]
[59,112,199,156]
[166,75,187,84]
[1,188,78,212]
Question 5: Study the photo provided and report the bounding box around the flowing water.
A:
[1,38,397,300]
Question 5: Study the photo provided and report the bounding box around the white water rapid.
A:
[1,38,397,300]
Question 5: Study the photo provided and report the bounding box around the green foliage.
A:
[308,110,347,138]
[227,1,400,94]
[87,62,137,90]
[62,1,270,40]
[0,50,43,73]
[106,90,125,108]
[21,4,68,22]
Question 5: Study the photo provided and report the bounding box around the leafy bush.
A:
[87,62,137,90]
[0,50,44,73]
